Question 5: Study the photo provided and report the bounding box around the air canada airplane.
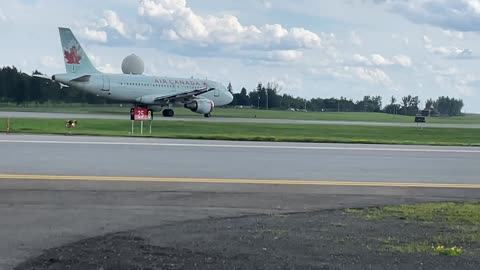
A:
[34,27,233,117]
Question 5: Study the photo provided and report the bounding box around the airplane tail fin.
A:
[59,27,99,74]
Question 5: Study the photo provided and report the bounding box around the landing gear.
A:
[204,113,211,118]
[162,109,174,117]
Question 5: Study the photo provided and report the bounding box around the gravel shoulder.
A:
[15,207,480,270]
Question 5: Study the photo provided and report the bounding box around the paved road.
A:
[1,134,480,269]
[1,111,480,129]
[1,134,479,183]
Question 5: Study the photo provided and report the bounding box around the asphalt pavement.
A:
[1,134,479,183]
[1,111,479,128]
[1,134,480,269]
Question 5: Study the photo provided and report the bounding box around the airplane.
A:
[34,27,234,117]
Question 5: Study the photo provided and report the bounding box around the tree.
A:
[401,95,411,115]
[390,96,396,106]
[265,81,282,109]
[232,87,249,106]
[425,98,434,110]
[409,96,420,115]
[434,96,464,116]
[383,96,400,115]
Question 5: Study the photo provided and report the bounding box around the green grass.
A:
[1,118,480,146]
[1,103,480,124]
[346,202,480,256]
[382,243,465,256]
[346,202,480,224]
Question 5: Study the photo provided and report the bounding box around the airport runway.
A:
[1,134,480,268]
[1,134,480,183]
[1,111,480,129]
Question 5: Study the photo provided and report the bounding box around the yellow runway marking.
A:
[0,174,479,189]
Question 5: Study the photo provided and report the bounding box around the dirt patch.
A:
[15,209,480,270]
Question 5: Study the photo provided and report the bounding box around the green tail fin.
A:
[59,27,99,74]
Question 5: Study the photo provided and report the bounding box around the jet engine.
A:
[185,99,214,114]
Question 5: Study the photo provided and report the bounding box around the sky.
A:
[1,0,480,112]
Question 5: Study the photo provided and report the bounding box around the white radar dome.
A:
[121,54,144,75]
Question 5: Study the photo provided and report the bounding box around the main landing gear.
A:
[162,109,174,117]
[204,113,211,118]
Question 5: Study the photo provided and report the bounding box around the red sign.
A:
[131,108,152,121]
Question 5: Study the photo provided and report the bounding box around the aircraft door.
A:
[102,76,110,91]
[214,88,220,97]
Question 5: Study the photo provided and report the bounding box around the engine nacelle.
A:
[185,99,214,114]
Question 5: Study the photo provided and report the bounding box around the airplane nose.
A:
[226,88,234,104]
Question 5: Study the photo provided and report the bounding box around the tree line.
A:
[0,66,108,105]
[0,66,465,116]
[229,82,464,116]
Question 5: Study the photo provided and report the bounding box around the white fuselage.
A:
[54,73,233,107]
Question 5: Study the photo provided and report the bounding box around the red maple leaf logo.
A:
[64,46,82,64]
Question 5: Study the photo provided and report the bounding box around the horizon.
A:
[1,0,479,113]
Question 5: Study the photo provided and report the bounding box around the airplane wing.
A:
[154,87,215,102]
[136,87,215,104]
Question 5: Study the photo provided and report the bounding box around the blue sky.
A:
[1,0,480,112]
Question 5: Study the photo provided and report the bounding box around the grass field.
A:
[1,103,480,124]
[1,118,479,146]
[346,202,480,256]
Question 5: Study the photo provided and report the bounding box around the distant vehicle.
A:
[34,28,233,117]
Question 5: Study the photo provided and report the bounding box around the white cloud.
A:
[392,55,412,67]
[98,63,120,73]
[423,35,474,59]
[166,57,199,70]
[262,0,272,9]
[376,0,480,32]
[40,56,62,69]
[423,35,432,44]
[350,31,363,46]
[371,54,392,66]
[0,8,7,22]
[352,53,412,67]
[348,67,392,85]
[132,0,326,60]
[465,0,480,14]
[442,30,464,39]
[103,10,127,37]
[88,54,102,67]
[352,54,371,65]
[80,27,108,43]
[265,50,304,61]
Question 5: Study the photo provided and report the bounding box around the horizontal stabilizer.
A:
[70,75,91,82]
[32,74,53,80]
